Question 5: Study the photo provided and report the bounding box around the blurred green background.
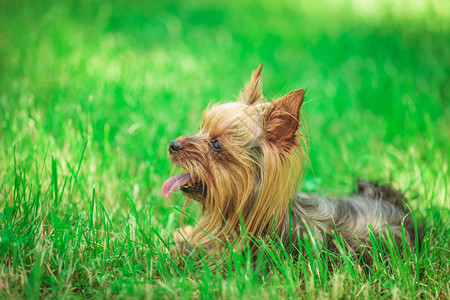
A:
[0,0,449,298]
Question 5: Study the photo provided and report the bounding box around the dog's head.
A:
[162,65,306,241]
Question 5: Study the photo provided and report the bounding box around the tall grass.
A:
[0,0,448,298]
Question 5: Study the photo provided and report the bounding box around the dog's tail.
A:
[357,180,406,210]
[356,179,424,251]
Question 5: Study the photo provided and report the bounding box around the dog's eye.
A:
[211,139,223,152]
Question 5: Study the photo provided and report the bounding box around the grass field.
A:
[0,0,449,298]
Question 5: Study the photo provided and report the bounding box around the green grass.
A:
[0,0,449,298]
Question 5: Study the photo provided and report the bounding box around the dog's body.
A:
[162,65,415,262]
[280,182,414,262]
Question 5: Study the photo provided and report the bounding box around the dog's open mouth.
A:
[161,173,206,199]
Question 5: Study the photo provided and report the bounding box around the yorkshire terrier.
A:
[162,65,416,263]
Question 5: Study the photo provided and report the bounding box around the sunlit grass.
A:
[0,0,448,298]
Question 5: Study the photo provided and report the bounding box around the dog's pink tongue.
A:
[162,173,192,199]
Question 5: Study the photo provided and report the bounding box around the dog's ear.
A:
[238,64,264,105]
[264,89,304,149]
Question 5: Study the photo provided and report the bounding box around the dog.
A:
[162,65,416,263]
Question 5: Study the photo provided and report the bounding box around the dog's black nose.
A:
[169,140,183,154]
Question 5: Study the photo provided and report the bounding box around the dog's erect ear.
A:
[238,64,264,105]
[264,89,305,149]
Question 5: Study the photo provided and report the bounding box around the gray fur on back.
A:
[279,181,414,263]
